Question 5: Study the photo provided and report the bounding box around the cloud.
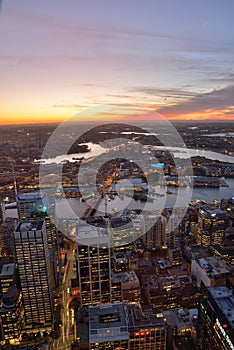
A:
[158,85,234,115]
[130,86,198,100]
[53,104,87,109]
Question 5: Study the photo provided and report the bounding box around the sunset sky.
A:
[1,0,234,124]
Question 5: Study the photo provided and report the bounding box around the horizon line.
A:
[0,118,233,127]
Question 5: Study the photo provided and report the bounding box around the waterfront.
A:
[38,143,234,164]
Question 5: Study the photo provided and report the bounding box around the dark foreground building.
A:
[197,284,234,350]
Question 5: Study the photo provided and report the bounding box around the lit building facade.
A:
[17,192,58,287]
[0,286,25,342]
[76,224,111,306]
[16,192,56,248]
[0,217,18,259]
[197,205,227,246]
[111,270,141,303]
[144,214,166,250]
[0,263,18,294]
[197,285,234,350]
[13,220,53,329]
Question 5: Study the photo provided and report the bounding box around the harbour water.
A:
[37,136,234,213]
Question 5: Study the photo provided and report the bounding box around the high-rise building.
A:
[17,192,58,287]
[197,205,227,247]
[0,286,25,342]
[108,216,141,248]
[0,218,18,259]
[163,209,185,266]
[227,196,234,226]
[211,227,234,264]
[144,214,166,250]
[17,192,46,220]
[197,284,234,350]
[13,220,53,330]
[0,263,18,294]
[16,192,56,247]
[76,223,111,307]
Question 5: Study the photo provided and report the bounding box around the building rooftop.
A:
[209,286,234,329]
[0,263,15,277]
[189,245,211,260]
[128,303,165,330]
[197,256,230,276]
[16,220,44,232]
[110,216,133,229]
[76,223,109,246]
[163,308,198,331]
[17,192,45,201]
[157,258,172,270]
[199,205,226,219]
[89,303,129,343]
[112,270,139,285]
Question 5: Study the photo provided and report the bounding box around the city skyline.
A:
[1,0,234,124]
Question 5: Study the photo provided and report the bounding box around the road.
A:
[52,249,77,350]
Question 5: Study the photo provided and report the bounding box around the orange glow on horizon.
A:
[0,107,233,125]
[164,109,234,121]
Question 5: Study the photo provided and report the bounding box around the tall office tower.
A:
[211,227,234,264]
[144,214,166,250]
[197,205,227,247]
[13,221,53,330]
[16,192,56,246]
[16,192,56,240]
[163,209,184,266]
[0,263,18,294]
[108,216,140,248]
[76,223,111,307]
[227,196,234,226]
[0,218,18,259]
[17,192,44,220]
[0,286,25,342]
[17,192,58,286]
[197,284,234,350]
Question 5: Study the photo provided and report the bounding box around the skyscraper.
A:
[16,192,56,246]
[197,205,227,246]
[13,220,53,330]
[0,286,25,342]
[16,192,58,287]
[76,223,111,307]
[144,214,166,250]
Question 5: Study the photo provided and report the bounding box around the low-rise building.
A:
[191,256,231,287]
[111,270,140,303]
